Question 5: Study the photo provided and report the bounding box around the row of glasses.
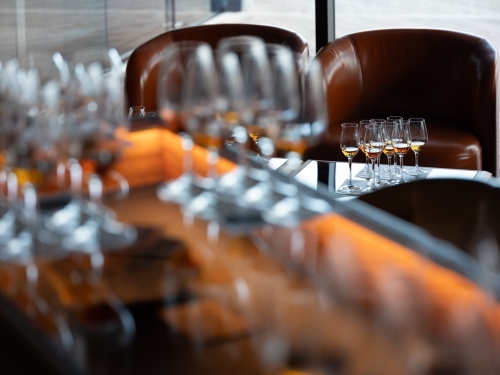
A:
[156,38,329,226]
[340,118,429,193]
[0,50,138,374]
[156,41,219,209]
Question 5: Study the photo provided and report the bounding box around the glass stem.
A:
[414,151,419,170]
[399,155,404,183]
[233,126,250,181]
[376,156,380,183]
[371,159,376,183]
[348,157,353,187]
[365,156,369,170]
[387,155,392,174]
[206,150,219,188]
[181,134,194,179]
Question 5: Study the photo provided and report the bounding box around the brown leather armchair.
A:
[125,23,309,113]
[305,29,499,176]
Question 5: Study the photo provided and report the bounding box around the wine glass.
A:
[214,37,274,213]
[259,46,317,225]
[380,121,397,181]
[370,119,386,184]
[179,44,226,220]
[392,120,411,185]
[406,118,429,176]
[356,120,372,179]
[387,116,404,173]
[261,56,329,225]
[338,123,361,194]
[217,36,272,163]
[156,41,216,205]
[362,124,384,193]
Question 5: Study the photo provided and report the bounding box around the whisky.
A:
[342,147,359,158]
[366,148,383,159]
[393,142,410,155]
[410,141,425,152]
[383,146,395,156]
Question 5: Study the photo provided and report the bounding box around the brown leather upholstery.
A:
[305,29,499,176]
[125,24,309,113]
[359,179,500,258]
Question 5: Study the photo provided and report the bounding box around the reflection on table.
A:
[291,160,492,198]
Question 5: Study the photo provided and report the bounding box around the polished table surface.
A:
[272,159,494,199]
[1,128,499,374]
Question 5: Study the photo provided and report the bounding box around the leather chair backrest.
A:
[125,24,309,113]
[317,29,498,175]
[359,178,500,258]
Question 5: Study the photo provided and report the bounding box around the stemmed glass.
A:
[156,41,217,205]
[392,121,411,185]
[218,37,272,148]
[214,37,273,212]
[248,44,301,224]
[362,124,384,193]
[179,44,226,220]
[406,118,429,176]
[261,53,327,225]
[380,121,397,181]
[338,123,361,194]
[387,116,404,173]
[355,120,372,179]
[370,119,386,184]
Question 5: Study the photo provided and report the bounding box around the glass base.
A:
[157,174,196,205]
[338,184,362,194]
[380,172,397,181]
[361,185,378,193]
[405,167,429,176]
[391,178,405,185]
[377,179,391,186]
[356,165,372,179]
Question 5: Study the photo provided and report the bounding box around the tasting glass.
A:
[263,44,301,153]
[179,44,224,220]
[156,41,216,205]
[356,120,373,179]
[369,119,386,184]
[338,123,361,194]
[258,44,302,224]
[214,37,273,213]
[262,54,329,225]
[406,118,429,176]
[387,116,404,173]
[128,106,145,119]
[362,124,384,193]
[380,121,397,181]
[217,36,272,159]
[297,58,327,151]
[392,120,411,185]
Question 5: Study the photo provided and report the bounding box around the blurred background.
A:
[1,0,499,63]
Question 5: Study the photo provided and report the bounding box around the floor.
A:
[2,1,499,62]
